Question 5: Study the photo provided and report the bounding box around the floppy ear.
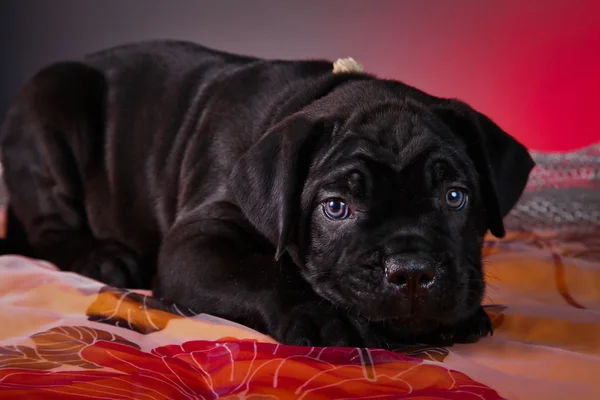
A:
[230,113,326,263]
[429,99,535,238]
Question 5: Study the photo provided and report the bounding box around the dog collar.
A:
[332,57,364,74]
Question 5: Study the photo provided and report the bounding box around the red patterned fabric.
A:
[0,334,502,399]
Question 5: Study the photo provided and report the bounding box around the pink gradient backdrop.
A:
[349,2,600,152]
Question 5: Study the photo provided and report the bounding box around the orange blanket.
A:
[0,230,599,399]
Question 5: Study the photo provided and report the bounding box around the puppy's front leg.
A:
[155,203,374,347]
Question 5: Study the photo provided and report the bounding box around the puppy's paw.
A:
[451,307,494,344]
[421,307,493,346]
[74,240,145,288]
[277,302,378,347]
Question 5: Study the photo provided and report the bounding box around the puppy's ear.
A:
[430,100,535,238]
[230,113,325,263]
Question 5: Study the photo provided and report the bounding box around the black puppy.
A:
[0,40,534,348]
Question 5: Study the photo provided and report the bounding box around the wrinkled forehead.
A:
[323,104,473,174]
[303,104,480,211]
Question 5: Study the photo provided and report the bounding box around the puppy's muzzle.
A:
[379,233,444,317]
[384,254,437,311]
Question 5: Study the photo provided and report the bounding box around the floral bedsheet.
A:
[0,230,599,399]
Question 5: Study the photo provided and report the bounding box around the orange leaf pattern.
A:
[86,286,193,334]
[483,305,507,331]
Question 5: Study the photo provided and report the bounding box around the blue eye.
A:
[323,199,351,220]
[445,188,468,210]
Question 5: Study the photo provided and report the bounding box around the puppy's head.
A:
[231,79,534,330]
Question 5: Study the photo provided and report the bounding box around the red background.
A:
[352,2,600,152]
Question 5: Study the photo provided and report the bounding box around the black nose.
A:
[385,256,436,289]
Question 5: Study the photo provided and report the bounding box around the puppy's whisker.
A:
[483,294,496,305]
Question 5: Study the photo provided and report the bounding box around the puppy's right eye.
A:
[445,188,468,210]
[323,199,351,220]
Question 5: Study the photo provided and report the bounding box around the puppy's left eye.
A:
[323,199,351,220]
[445,188,468,210]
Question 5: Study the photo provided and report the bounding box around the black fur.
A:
[0,40,534,348]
